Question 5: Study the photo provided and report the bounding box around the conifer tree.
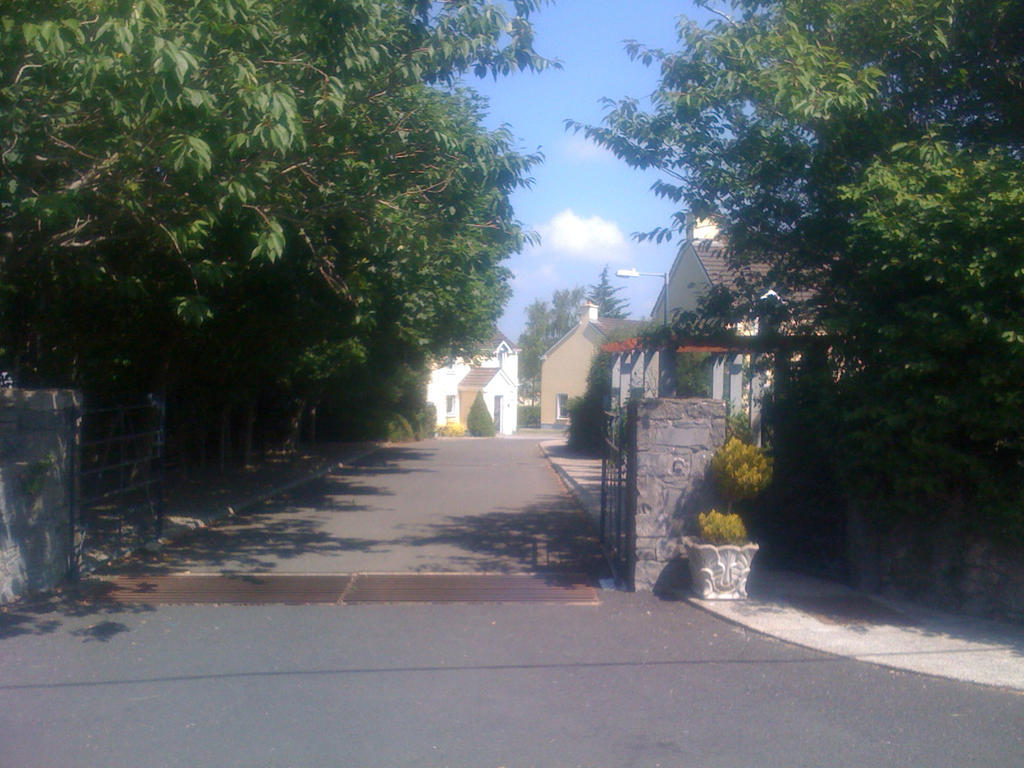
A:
[466,392,495,437]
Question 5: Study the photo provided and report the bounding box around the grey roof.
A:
[593,317,645,337]
[694,239,770,295]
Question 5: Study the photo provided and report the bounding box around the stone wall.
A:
[849,506,1024,623]
[0,389,81,603]
[633,398,726,591]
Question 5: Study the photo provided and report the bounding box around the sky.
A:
[464,0,716,340]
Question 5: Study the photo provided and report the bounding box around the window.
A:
[555,393,569,421]
[446,395,457,416]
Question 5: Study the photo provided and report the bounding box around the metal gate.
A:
[599,401,636,591]
[78,397,166,560]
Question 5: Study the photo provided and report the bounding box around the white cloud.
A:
[535,209,628,262]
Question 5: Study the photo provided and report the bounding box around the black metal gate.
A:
[600,401,636,591]
[78,397,166,561]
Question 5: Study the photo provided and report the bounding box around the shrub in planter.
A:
[711,437,773,513]
[697,509,749,546]
[687,438,772,599]
[466,392,495,437]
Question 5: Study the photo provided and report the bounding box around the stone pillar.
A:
[0,389,82,603]
[632,398,727,591]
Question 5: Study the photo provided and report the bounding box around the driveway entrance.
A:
[102,438,607,587]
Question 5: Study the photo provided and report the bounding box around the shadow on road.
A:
[0,589,155,641]
[394,495,609,579]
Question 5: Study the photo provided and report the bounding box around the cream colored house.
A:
[648,220,771,436]
[426,332,519,435]
[539,304,641,427]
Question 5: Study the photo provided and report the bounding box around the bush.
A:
[518,404,540,428]
[385,413,414,442]
[726,409,754,445]
[711,437,773,513]
[567,349,613,455]
[675,351,712,397]
[437,422,467,437]
[697,510,749,545]
[416,403,437,439]
[466,392,495,437]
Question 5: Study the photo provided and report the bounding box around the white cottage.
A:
[426,332,519,435]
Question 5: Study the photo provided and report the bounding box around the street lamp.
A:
[616,268,669,326]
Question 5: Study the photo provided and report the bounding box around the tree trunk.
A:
[307,403,318,445]
[285,399,305,453]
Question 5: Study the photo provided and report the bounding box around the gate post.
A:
[0,389,83,602]
[623,400,638,591]
[631,398,726,592]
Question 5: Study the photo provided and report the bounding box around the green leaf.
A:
[251,218,285,262]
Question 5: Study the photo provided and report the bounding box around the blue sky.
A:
[465,0,715,340]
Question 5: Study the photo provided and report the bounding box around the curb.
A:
[538,441,588,511]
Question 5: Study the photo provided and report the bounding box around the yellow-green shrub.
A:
[697,509,749,546]
[711,437,773,512]
[437,422,467,437]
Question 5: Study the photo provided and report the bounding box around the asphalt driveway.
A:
[120,437,607,578]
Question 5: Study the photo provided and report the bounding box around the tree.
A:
[566,348,612,455]
[516,285,586,403]
[466,391,495,437]
[1,0,554,454]
[588,265,629,319]
[574,0,1024,540]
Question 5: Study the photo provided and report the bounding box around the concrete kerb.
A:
[538,441,601,527]
[538,437,1024,692]
[687,588,1024,692]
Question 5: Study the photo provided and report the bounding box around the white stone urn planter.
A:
[685,540,759,599]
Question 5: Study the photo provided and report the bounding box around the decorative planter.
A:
[685,541,759,599]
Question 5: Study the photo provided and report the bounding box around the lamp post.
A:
[616,268,669,326]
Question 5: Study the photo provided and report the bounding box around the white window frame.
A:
[555,393,569,421]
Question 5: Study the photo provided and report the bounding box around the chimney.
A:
[581,302,599,323]
[685,211,696,242]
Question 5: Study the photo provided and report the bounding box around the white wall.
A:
[426,342,519,434]
[427,360,471,426]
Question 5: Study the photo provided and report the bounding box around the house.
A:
[539,303,642,427]
[426,332,519,435]
[646,219,772,435]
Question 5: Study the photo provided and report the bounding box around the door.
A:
[492,395,502,433]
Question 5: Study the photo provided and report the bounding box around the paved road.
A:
[128,438,604,577]
[2,437,1023,767]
